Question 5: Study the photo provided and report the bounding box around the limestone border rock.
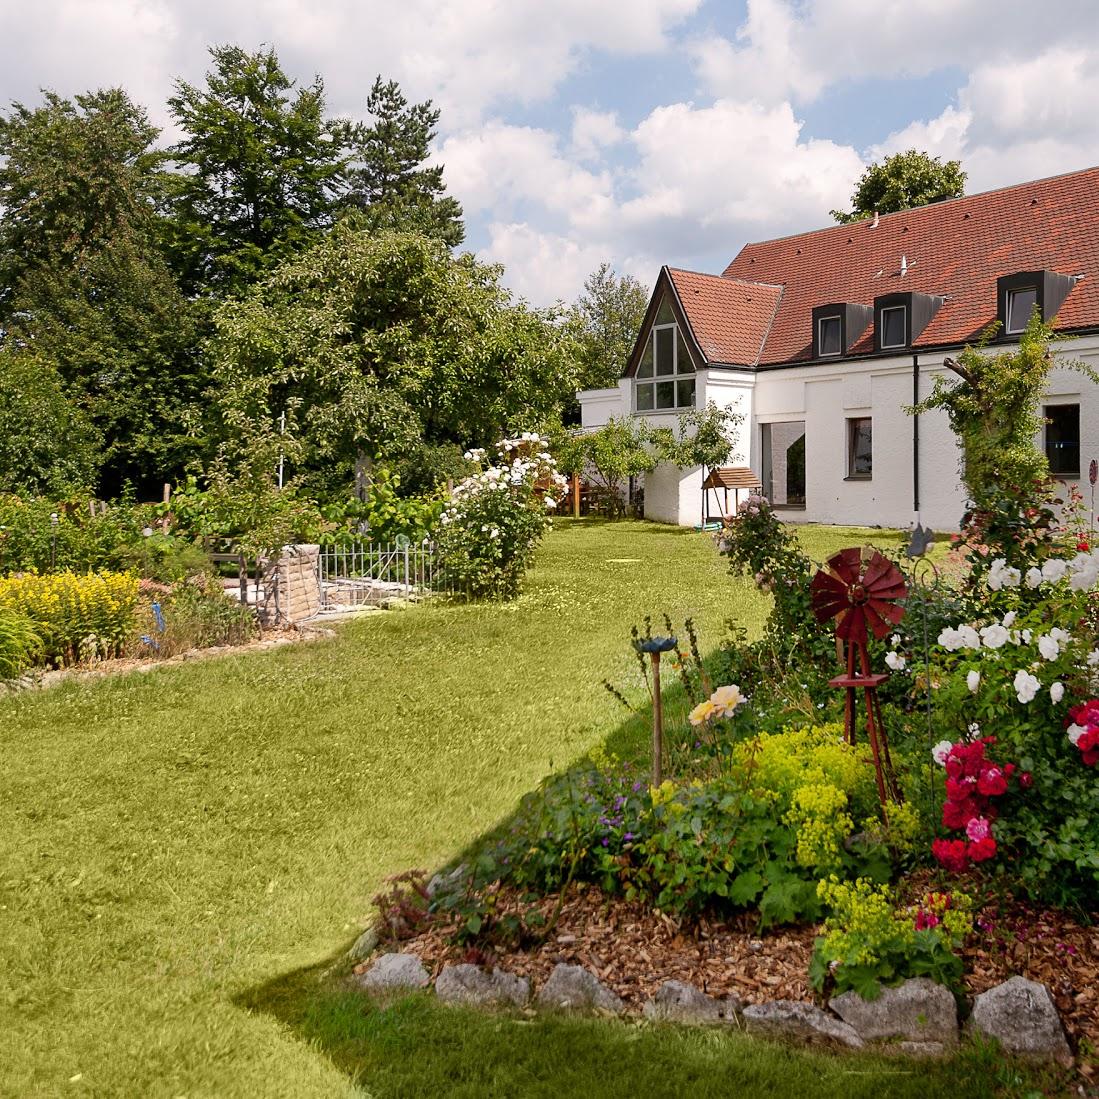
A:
[435,964,530,1007]
[967,976,1073,1067]
[829,978,958,1046]
[643,980,742,1025]
[743,1001,864,1049]
[536,964,625,1015]
[355,952,430,992]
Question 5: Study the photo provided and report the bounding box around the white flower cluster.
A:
[989,550,1099,593]
[440,433,567,529]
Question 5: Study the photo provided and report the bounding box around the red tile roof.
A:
[666,267,783,367]
[700,166,1099,366]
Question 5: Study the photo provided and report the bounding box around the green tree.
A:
[210,228,577,497]
[166,45,346,294]
[342,76,464,247]
[831,150,966,224]
[0,350,99,495]
[554,417,656,517]
[571,262,649,391]
[0,88,204,494]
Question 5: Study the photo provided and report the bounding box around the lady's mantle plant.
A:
[435,433,565,599]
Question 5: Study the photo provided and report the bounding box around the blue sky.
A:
[4,1,1099,304]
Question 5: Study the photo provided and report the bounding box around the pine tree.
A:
[343,77,464,247]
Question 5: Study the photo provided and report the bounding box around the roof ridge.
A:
[726,164,1099,261]
[667,265,784,291]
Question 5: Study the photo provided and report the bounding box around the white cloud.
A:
[0,0,702,132]
[691,0,1099,107]
[872,46,1099,193]
[570,107,626,161]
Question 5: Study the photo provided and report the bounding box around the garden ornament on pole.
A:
[810,547,906,809]
[633,636,677,787]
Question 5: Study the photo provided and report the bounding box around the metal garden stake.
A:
[634,636,677,787]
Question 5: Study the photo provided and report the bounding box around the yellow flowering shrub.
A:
[810,875,974,998]
[0,570,139,665]
[783,782,853,869]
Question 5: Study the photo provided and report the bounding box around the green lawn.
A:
[2,519,1019,1098]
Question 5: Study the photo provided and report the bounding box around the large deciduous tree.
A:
[571,263,649,392]
[166,45,347,294]
[210,228,578,496]
[0,88,203,495]
[342,77,464,247]
[831,150,965,224]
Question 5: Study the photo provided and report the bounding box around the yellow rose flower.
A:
[688,699,717,726]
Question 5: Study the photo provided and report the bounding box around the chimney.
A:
[900,254,908,277]
[870,211,879,228]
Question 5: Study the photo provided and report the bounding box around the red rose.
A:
[1078,541,1090,552]
[967,835,997,862]
[945,776,977,801]
[1019,771,1034,789]
[932,838,971,873]
[943,798,980,830]
[977,767,1008,797]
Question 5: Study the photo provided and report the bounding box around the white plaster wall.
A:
[578,382,629,429]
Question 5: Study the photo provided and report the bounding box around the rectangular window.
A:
[880,306,907,349]
[634,308,696,413]
[818,315,842,357]
[1045,404,1080,478]
[1007,286,1038,334]
[846,417,873,479]
[761,421,806,509]
[655,327,675,375]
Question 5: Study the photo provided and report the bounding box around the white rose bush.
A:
[434,433,566,599]
[913,549,1099,904]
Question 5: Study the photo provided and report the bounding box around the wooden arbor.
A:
[809,548,906,808]
[702,466,762,522]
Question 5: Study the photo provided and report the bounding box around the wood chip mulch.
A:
[355,881,1099,1071]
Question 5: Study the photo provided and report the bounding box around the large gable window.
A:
[635,297,696,411]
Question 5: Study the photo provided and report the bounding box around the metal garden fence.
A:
[314,540,458,612]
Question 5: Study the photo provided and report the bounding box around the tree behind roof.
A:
[572,262,649,391]
[831,149,965,224]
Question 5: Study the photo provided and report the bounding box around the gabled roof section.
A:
[666,268,783,367]
[721,165,1099,365]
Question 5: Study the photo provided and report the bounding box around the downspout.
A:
[912,353,920,516]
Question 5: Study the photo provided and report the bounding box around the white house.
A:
[578,166,1099,530]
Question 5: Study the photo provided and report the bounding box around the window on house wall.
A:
[846,417,873,479]
[818,315,842,357]
[635,296,696,412]
[880,305,907,349]
[1045,403,1080,478]
[1006,286,1038,334]
[761,421,806,508]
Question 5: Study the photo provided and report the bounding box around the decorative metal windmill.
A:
[810,547,907,808]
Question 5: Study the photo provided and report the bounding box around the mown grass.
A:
[1,519,1025,1098]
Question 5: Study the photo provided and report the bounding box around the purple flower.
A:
[632,781,643,792]
[601,838,609,846]
[624,832,634,841]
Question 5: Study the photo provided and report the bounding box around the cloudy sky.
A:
[4,0,1099,305]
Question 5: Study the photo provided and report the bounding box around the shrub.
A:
[0,570,139,665]
[132,576,258,657]
[809,878,973,999]
[0,606,41,679]
[434,434,565,599]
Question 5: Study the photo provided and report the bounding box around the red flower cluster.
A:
[1067,699,1099,766]
[933,738,1026,873]
[913,891,957,930]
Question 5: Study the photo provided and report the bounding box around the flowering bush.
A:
[929,736,1025,872]
[809,877,974,999]
[434,434,565,599]
[915,548,1099,904]
[1066,699,1099,766]
[0,606,41,679]
[716,494,834,678]
[0,570,139,665]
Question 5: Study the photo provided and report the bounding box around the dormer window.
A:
[634,296,696,411]
[873,291,943,353]
[880,305,907,349]
[1006,286,1038,334]
[818,315,842,356]
[811,303,872,358]
[998,271,1078,336]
